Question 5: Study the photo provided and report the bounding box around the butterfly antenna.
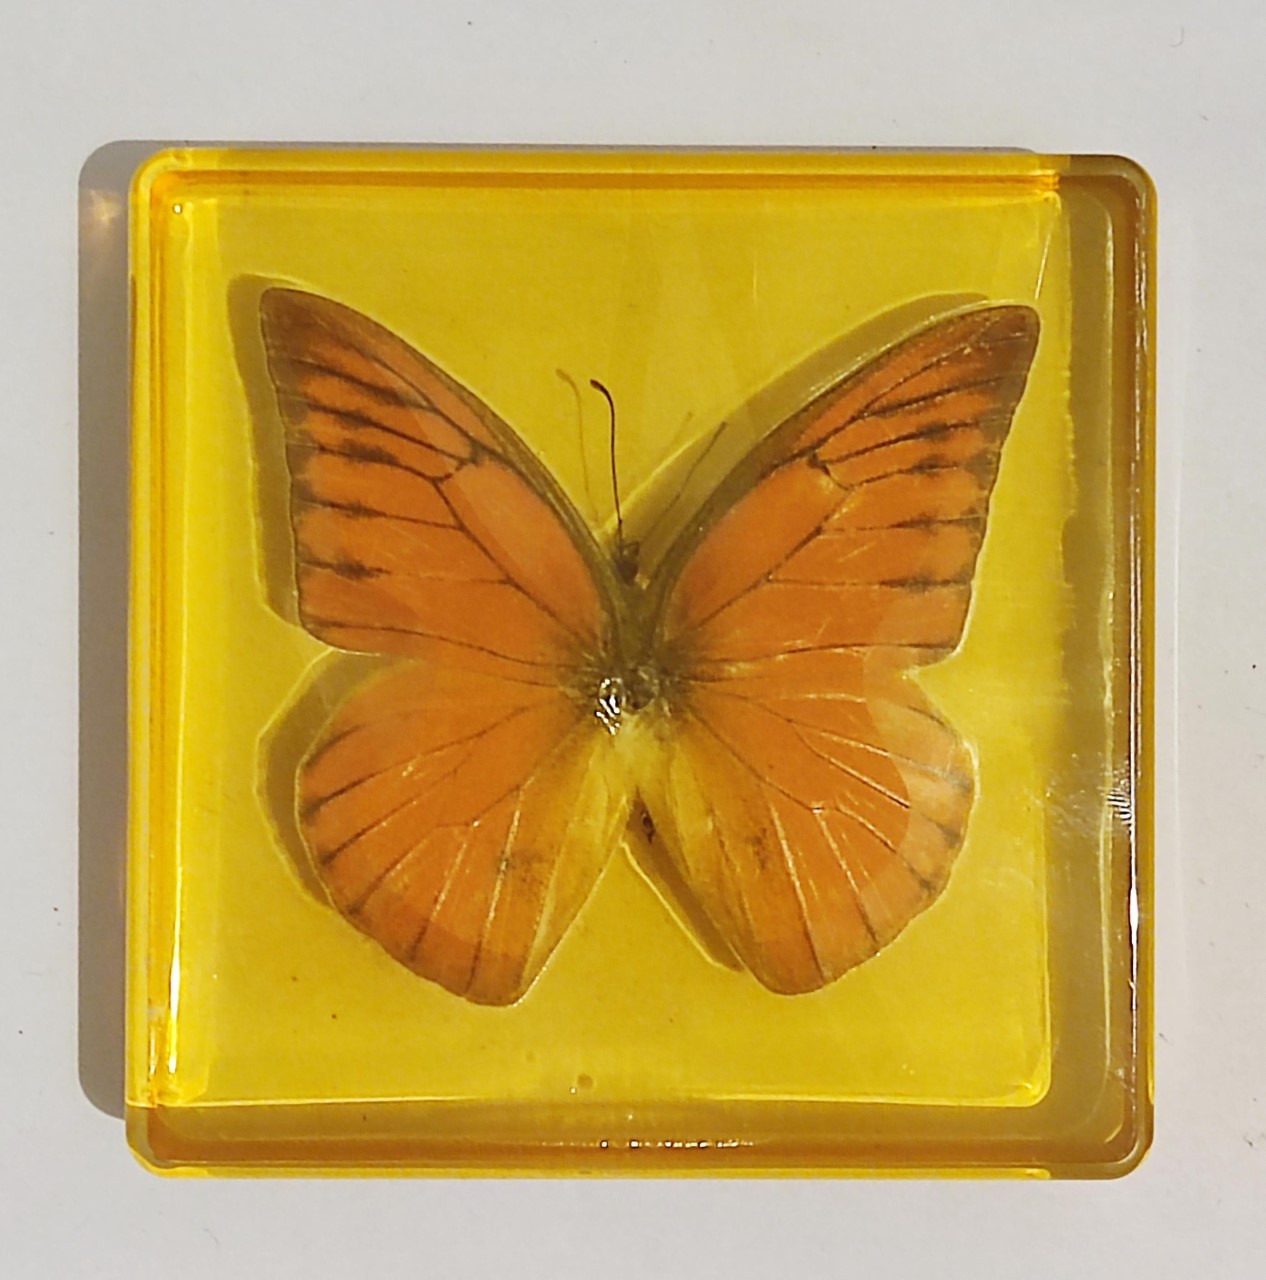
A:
[589,379,625,557]
[556,369,597,518]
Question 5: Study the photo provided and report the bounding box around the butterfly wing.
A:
[641,306,1039,993]
[261,289,627,1003]
[261,289,615,672]
[296,662,629,1004]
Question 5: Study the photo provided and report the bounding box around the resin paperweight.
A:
[126,148,1154,1175]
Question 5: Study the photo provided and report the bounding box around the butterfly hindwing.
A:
[300,663,629,1004]
[640,654,974,991]
[642,307,1039,992]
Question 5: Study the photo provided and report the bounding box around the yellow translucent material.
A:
[127,149,1153,1175]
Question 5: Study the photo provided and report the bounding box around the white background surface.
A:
[1,1,1259,1275]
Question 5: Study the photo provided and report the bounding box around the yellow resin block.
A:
[127,149,1153,1175]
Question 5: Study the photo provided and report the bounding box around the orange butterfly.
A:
[260,290,1039,1005]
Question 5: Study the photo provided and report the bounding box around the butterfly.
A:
[259,289,1039,1006]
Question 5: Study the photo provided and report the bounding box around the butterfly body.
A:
[260,288,1039,1005]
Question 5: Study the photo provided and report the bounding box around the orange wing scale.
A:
[299,663,625,1004]
[262,289,605,670]
[261,290,1039,1002]
[262,290,626,1004]
[662,307,1038,663]
[644,306,1039,993]
[642,655,973,992]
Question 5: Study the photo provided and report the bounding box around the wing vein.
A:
[670,440,996,640]
[298,618,567,673]
[701,684,970,790]
[686,702,934,890]
[290,439,449,485]
[348,832,432,915]
[318,738,486,866]
[431,480,591,647]
[465,807,523,994]
[277,354,437,413]
[811,811,880,945]
[294,398,470,463]
[293,495,453,529]
[765,796,826,982]
[405,829,474,963]
[852,371,1015,421]
[813,418,991,469]
[524,746,590,972]
[296,552,505,587]
[305,700,547,816]
[850,321,1028,414]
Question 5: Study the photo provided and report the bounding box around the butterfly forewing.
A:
[643,306,1039,992]
[261,289,616,671]
[659,306,1038,662]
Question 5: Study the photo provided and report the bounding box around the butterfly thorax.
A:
[587,655,677,735]
[593,660,660,725]
[582,570,683,736]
